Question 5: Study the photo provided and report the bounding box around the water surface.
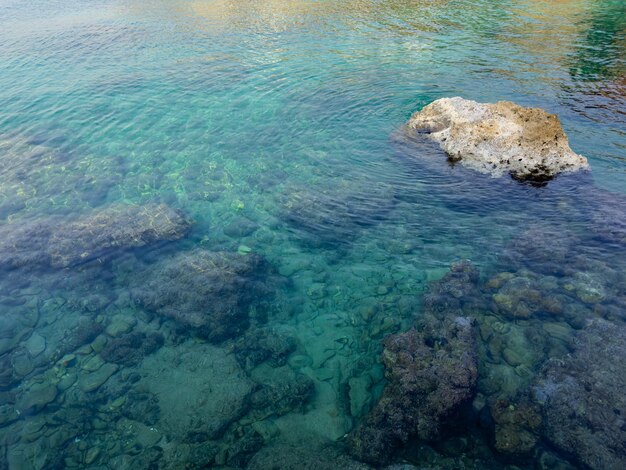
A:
[0,0,625,468]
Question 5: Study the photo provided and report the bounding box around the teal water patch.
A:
[0,0,625,468]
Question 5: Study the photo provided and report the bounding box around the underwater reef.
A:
[534,318,626,470]
[0,203,191,270]
[348,261,481,464]
[0,135,124,219]
[1,126,625,469]
[344,253,626,469]
[406,97,589,181]
[0,244,317,469]
[0,189,624,469]
[0,103,625,470]
[131,249,275,342]
[347,315,478,464]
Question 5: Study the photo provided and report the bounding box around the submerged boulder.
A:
[422,260,482,315]
[48,203,191,267]
[233,328,297,370]
[533,319,626,470]
[407,97,588,181]
[0,203,191,270]
[139,342,255,442]
[100,331,164,366]
[278,180,395,245]
[489,397,541,456]
[132,249,273,342]
[249,373,314,419]
[347,316,478,464]
[0,220,53,270]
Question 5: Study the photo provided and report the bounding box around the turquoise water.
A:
[0,0,625,468]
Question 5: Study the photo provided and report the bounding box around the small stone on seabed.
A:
[238,244,252,254]
[105,314,137,337]
[79,363,118,392]
[17,382,58,412]
[24,332,46,357]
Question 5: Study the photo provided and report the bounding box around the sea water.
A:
[0,0,624,468]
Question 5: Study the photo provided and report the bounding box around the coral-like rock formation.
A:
[132,249,273,342]
[533,319,626,470]
[422,260,483,315]
[249,374,314,418]
[489,275,563,319]
[407,97,588,181]
[48,204,191,268]
[233,328,297,370]
[0,203,191,270]
[347,315,478,464]
[489,398,541,455]
[100,332,164,366]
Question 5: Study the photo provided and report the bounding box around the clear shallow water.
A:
[0,0,625,468]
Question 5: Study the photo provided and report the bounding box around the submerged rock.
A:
[49,318,104,363]
[0,220,55,270]
[223,216,259,238]
[0,203,191,270]
[533,319,626,470]
[161,441,219,469]
[139,342,255,442]
[249,374,314,418]
[490,275,560,319]
[278,180,395,245]
[233,328,297,370]
[223,426,265,468]
[499,225,580,275]
[16,381,58,412]
[132,249,273,342]
[100,331,164,366]
[49,203,192,268]
[422,260,482,315]
[407,97,588,181]
[347,316,478,464]
[104,314,137,338]
[118,390,161,426]
[489,397,541,456]
[493,222,625,324]
[78,363,118,393]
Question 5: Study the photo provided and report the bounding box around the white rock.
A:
[407,97,589,180]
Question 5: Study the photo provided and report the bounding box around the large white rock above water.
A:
[407,97,589,180]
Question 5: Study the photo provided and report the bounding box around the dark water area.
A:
[0,0,625,469]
